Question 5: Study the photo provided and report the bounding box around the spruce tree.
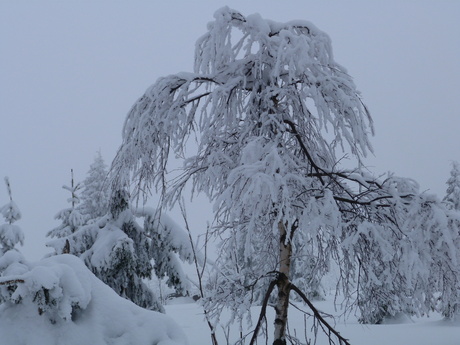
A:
[0,177,24,255]
[138,207,193,296]
[47,186,193,312]
[444,161,460,211]
[0,177,27,305]
[47,169,84,239]
[79,151,110,221]
[100,189,163,311]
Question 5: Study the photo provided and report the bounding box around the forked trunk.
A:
[273,221,292,345]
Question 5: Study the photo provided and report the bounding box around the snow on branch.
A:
[111,6,374,205]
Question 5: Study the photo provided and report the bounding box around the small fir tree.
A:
[47,169,84,239]
[441,161,460,319]
[444,161,460,211]
[0,177,24,255]
[47,188,194,312]
[0,177,27,304]
[102,189,162,311]
[138,206,194,296]
[79,151,110,221]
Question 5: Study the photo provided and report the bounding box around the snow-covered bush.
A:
[0,254,189,345]
[0,254,91,322]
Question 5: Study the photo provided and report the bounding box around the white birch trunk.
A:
[273,221,292,345]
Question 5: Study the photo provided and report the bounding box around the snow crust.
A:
[0,255,189,345]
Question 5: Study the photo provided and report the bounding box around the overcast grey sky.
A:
[1,1,459,260]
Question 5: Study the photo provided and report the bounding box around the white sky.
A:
[1,1,459,260]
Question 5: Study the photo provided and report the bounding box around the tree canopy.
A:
[111,7,460,344]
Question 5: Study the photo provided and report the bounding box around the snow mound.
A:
[0,254,189,345]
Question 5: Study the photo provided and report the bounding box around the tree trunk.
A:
[273,221,292,345]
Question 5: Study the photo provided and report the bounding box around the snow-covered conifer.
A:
[0,178,27,305]
[0,255,189,345]
[48,170,84,239]
[48,189,162,311]
[0,177,24,255]
[444,161,460,211]
[47,188,194,312]
[100,189,161,311]
[79,151,110,221]
[137,207,194,296]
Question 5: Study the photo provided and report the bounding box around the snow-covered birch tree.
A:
[111,7,460,344]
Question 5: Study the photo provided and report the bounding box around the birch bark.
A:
[273,221,292,345]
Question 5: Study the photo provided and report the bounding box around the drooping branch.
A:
[333,194,414,208]
[249,279,278,345]
[290,283,351,345]
[284,119,325,185]
[284,119,415,214]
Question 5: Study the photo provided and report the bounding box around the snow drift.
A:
[0,254,189,345]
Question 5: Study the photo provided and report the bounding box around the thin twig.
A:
[179,199,219,345]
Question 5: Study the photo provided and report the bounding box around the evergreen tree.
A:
[138,206,194,296]
[0,177,24,255]
[444,161,460,211]
[49,188,162,311]
[440,161,460,319]
[47,169,84,239]
[79,151,110,221]
[101,189,162,311]
[0,177,27,305]
[47,188,193,312]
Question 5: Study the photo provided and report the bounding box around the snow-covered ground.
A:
[166,297,460,345]
[0,254,458,345]
[0,255,188,345]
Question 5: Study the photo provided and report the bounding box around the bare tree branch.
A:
[0,279,24,286]
[179,199,219,345]
[289,283,351,345]
[249,279,278,345]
